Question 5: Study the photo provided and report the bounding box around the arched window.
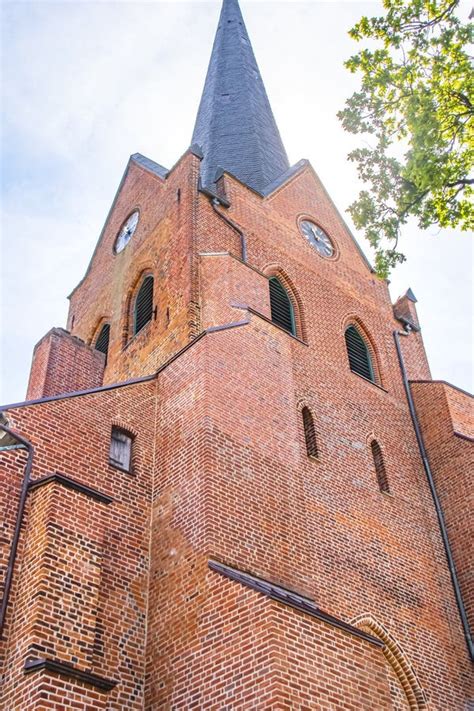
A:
[302,407,318,458]
[94,323,110,363]
[269,277,295,335]
[371,440,389,493]
[345,325,374,382]
[134,276,154,336]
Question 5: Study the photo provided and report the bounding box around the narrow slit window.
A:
[95,323,110,362]
[345,325,374,382]
[269,277,295,335]
[302,407,318,458]
[109,427,133,472]
[371,440,389,493]
[134,276,154,336]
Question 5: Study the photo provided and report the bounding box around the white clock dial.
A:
[114,211,139,254]
[299,220,334,258]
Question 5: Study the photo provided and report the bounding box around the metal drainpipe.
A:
[211,198,248,263]
[393,329,474,661]
[0,423,34,638]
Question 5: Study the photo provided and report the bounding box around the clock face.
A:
[114,211,139,254]
[299,220,334,258]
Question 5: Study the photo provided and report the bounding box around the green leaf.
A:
[339,0,473,276]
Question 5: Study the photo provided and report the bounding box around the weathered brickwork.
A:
[1,379,157,709]
[67,150,202,385]
[26,328,105,400]
[1,152,473,709]
[411,380,474,639]
[1,9,473,704]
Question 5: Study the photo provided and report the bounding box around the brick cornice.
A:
[409,379,473,399]
[28,472,113,505]
[24,658,118,692]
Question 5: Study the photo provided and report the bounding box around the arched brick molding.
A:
[122,267,154,346]
[262,264,307,341]
[351,613,428,710]
[90,317,111,348]
[296,399,320,460]
[342,314,383,386]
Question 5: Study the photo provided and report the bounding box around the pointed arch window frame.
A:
[268,274,297,336]
[344,323,378,384]
[94,322,111,362]
[132,274,155,337]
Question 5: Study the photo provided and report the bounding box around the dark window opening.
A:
[371,440,389,493]
[134,276,154,336]
[302,407,318,458]
[95,323,110,363]
[269,277,295,335]
[109,427,133,472]
[345,325,374,382]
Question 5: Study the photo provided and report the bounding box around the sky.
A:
[1,0,472,404]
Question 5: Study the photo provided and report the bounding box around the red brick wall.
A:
[26,328,105,400]
[144,323,472,709]
[397,329,432,382]
[20,481,108,669]
[0,379,157,709]
[6,153,471,709]
[0,447,28,677]
[151,564,394,709]
[411,381,474,637]
[67,151,201,384]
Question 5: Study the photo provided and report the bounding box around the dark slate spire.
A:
[192,0,289,193]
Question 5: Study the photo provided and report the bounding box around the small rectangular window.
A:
[109,427,133,472]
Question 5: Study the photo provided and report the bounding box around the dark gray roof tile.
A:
[192,0,289,194]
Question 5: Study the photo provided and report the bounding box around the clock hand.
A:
[310,226,320,241]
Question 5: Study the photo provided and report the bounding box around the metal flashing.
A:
[131,153,169,179]
[24,658,118,692]
[208,560,384,648]
[28,472,114,505]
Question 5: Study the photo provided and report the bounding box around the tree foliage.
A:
[338,0,473,277]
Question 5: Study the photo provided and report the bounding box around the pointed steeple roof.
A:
[192,0,289,193]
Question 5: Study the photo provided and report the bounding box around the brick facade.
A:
[1,1,472,707]
[26,328,105,400]
[411,381,474,641]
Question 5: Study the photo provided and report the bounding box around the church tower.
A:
[1,1,472,708]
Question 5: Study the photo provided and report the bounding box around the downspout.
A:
[393,329,474,661]
[210,198,248,263]
[0,423,34,637]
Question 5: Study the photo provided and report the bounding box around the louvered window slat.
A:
[269,278,295,335]
[95,324,110,362]
[371,440,389,493]
[134,276,154,335]
[345,326,374,382]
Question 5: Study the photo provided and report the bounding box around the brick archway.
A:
[351,614,428,710]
